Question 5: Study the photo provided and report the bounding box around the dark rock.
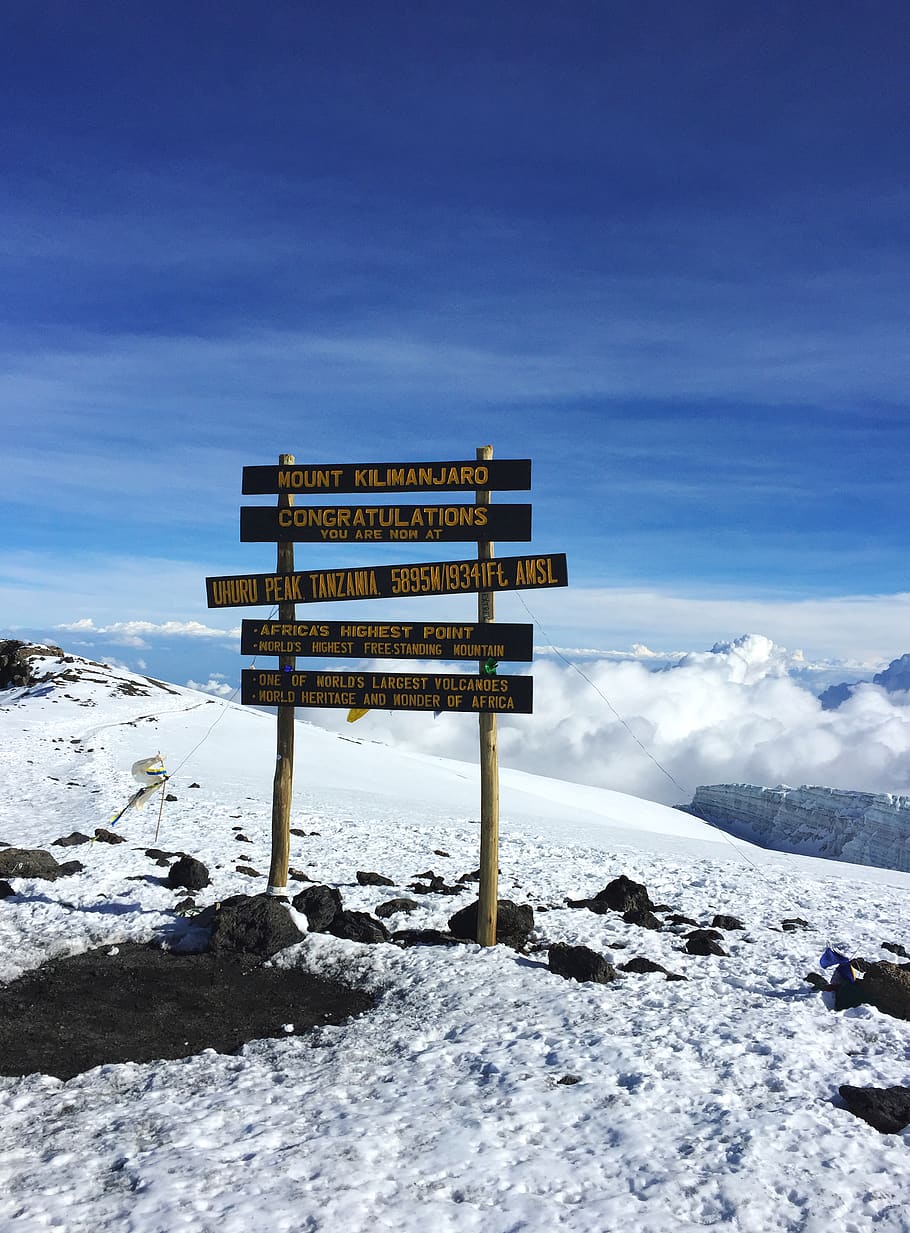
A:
[392,929,465,947]
[591,875,653,914]
[288,867,312,882]
[0,880,14,899]
[685,930,728,957]
[839,1085,910,1134]
[834,981,868,1011]
[882,942,910,960]
[356,871,395,887]
[414,869,436,880]
[433,850,450,857]
[0,640,40,689]
[188,783,200,789]
[165,793,178,802]
[0,848,62,881]
[852,956,871,973]
[622,908,662,930]
[172,897,196,914]
[566,897,610,913]
[233,833,251,844]
[236,865,262,877]
[667,914,699,927]
[93,828,126,845]
[290,827,307,837]
[665,972,689,982]
[804,972,830,991]
[711,914,745,930]
[861,961,910,1021]
[410,875,462,895]
[56,860,84,876]
[548,943,616,984]
[375,898,420,918]
[53,832,92,848]
[782,918,811,931]
[292,884,342,932]
[209,895,304,957]
[448,899,534,947]
[457,868,480,882]
[327,910,390,944]
[145,848,177,861]
[557,1074,581,1085]
[619,957,668,975]
[166,855,211,891]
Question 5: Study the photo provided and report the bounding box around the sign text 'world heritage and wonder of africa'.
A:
[239,503,531,543]
[241,619,534,662]
[241,669,533,713]
[206,553,568,609]
[241,459,531,495]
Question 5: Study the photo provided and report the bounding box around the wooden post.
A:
[267,452,295,896]
[475,444,499,946]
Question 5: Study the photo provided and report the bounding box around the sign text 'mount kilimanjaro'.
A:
[241,619,534,662]
[206,553,568,608]
[241,669,533,713]
[240,503,531,544]
[242,459,531,495]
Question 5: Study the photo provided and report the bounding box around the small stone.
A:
[457,868,481,883]
[619,957,667,975]
[375,898,420,918]
[53,832,92,848]
[166,855,211,891]
[93,828,126,845]
[557,1074,581,1085]
[356,871,395,887]
[685,930,728,957]
[392,929,465,947]
[56,860,84,876]
[622,908,662,930]
[234,834,251,844]
[188,782,201,789]
[0,880,14,899]
[882,941,910,959]
[781,918,811,931]
[288,867,312,882]
[548,943,616,984]
[236,865,262,877]
[327,910,390,944]
[172,897,197,914]
[292,884,342,932]
[591,875,653,914]
[290,827,307,837]
[804,972,830,990]
[433,850,450,857]
[165,793,178,802]
[711,914,745,930]
[666,914,699,927]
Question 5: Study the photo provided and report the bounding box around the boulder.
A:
[711,914,745,930]
[667,914,699,926]
[839,1085,910,1134]
[685,930,728,957]
[166,855,211,891]
[448,899,534,947]
[53,832,92,847]
[861,961,910,1021]
[0,848,62,881]
[209,894,304,957]
[781,918,811,931]
[356,871,395,887]
[548,943,616,984]
[56,860,84,877]
[292,884,342,932]
[375,898,420,918]
[591,875,652,914]
[327,910,390,944]
[0,880,14,899]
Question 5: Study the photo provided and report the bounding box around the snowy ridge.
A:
[689,783,910,873]
[1,648,910,1232]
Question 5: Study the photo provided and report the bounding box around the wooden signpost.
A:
[205,449,568,946]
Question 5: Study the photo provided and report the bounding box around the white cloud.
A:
[185,677,235,698]
[307,635,910,806]
[54,617,240,641]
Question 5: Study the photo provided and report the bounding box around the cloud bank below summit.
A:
[301,635,910,806]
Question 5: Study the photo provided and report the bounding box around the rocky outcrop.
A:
[687,783,910,873]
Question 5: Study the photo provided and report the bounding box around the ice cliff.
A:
[687,783,910,873]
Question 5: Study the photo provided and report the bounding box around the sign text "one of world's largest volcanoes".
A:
[206,553,568,609]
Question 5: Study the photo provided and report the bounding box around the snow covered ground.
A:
[1,650,909,1233]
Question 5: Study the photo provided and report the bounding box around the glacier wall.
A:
[687,783,910,873]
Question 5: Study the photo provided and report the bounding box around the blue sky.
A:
[2,1,909,688]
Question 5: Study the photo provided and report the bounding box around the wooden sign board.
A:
[207,553,567,609]
[242,459,531,495]
[241,619,534,662]
[240,503,532,544]
[241,669,533,713]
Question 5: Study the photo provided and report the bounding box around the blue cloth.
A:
[820,947,855,983]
